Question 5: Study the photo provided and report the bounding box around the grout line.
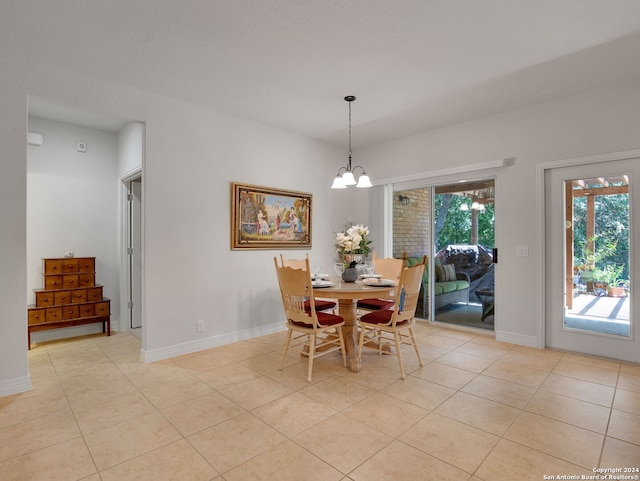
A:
[12,324,638,480]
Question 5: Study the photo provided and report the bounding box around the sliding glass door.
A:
[432,180,495,329]
[393,178,496,329]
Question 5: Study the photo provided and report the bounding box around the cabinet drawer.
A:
[45,308,63,322]
[62,305,80,320]
[35,292,54,307]
[95,301,110,316]
[62,275,79,289]
[78,304,95,317]
[78,273,95,287]
[44,275,63,290]
[71,289,87,304]
[78,258,95,272]
[87,287,103,301]
[28,309,46,325]
[44,259,62,275]
[61,259,79,273]
[54,290,71,305]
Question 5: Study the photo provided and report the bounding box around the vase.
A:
[342,267,358,282]
[343,253,366,266]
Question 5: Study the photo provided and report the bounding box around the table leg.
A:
[338,299,361,373]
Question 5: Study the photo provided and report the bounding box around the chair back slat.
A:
[274,256,318,327]
[372,252,405,280]
[280,253,308,270]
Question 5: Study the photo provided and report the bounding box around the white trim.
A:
[374,157,512,186]
[535,148,640,350]
[120,166,142,183]
[538,149,640,171]
[0,375,32,397]
[140,322,286,363]
[382,185,394,257]
[495,330,538,348]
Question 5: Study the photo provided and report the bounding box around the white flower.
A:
[335,224,371,257]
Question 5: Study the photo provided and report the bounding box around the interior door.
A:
[545,159,637,363]
[128,178,142,329]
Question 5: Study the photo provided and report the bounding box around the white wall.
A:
[0,54,347,395]
[26,117,121,342]
[140,104,349,357]
[357,78,640,346]
[118,122,144,177]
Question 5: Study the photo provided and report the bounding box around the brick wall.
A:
[393,188,431,258]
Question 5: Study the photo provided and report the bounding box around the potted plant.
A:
[608,281,628,298]
[594,264,625,296]
[575,236,617,288]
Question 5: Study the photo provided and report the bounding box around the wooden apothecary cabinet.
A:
[27,257,110,349]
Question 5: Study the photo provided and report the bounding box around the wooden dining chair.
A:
[357,255,426,379]
[279,254,337,313]
[274,256,347,382]
[356,252,406,314]
[279,253,307,270]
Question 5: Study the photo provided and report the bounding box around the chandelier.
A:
[331,96,372,189]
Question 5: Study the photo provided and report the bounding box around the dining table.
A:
[313,277,396,373]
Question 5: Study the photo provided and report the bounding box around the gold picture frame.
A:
[231,182,312,250]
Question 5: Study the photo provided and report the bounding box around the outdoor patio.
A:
[565,292,630,337]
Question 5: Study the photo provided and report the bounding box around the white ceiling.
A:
[5,0,640,146]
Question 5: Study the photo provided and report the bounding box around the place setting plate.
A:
[360,274,382,279]
[312,280,334,288]
[362,278,397,287]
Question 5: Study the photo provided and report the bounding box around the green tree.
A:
[573,193,629,279]
[434,194,495,251]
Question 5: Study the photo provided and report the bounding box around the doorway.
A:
[545,157,637,362]
[127,177,142,332]
[393,178,496,329]
[432,179,496,329]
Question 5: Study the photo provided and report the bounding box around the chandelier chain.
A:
[348,99,352,159]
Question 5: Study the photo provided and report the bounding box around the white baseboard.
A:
[0,375,32,397]
[495,329,539,348]
[140,322,286,363]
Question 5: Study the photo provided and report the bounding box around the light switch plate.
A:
[516,246,529,257]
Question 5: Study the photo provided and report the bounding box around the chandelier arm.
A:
[351,165,367,175]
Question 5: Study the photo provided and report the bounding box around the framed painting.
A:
[231,182,312,249]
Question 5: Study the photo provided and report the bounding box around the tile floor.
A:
[1,323,639,481]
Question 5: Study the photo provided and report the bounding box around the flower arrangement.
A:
[336,224,371,265]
